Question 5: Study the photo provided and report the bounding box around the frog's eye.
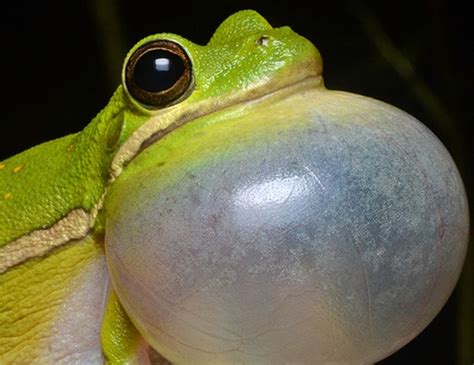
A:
[125,40,192,108]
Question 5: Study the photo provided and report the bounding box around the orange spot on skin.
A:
[67,144,74,152]
[3,192,12,200]
[0,163,5,170]
[13,165,23,173]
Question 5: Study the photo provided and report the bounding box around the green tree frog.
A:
[0,10,468,365]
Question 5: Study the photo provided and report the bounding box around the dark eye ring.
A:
[125,40,193,108]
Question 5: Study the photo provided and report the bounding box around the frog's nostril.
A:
[256,35,270,47]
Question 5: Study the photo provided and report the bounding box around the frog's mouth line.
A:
[136,74,323,163]
[109,65,323,185]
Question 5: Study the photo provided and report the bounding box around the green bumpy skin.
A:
[0,96,125,246]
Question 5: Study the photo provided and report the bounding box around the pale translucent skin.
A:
[46,251,108,365]
[105,88,469,364]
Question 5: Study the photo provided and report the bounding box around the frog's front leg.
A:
[101,288,154,364]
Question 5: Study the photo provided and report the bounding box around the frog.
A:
[0,9,322,364]
[0,9,469,365]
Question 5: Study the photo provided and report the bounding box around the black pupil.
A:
[133,49,184,92]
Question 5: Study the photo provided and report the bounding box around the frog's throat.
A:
[0,73,322,273]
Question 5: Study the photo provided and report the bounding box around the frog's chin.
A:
[139,73,324,153]
[110,71,323,180]
[104,86,468,364]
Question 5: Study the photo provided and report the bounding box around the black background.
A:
[1,1,472,363]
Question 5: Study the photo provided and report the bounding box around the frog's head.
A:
[104,9,322,179]
[124,9,322,109]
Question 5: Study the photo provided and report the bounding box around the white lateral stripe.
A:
[0,208,95,273]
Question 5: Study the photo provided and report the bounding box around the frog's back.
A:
[1,136,82,245]
[0,89,129,251]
